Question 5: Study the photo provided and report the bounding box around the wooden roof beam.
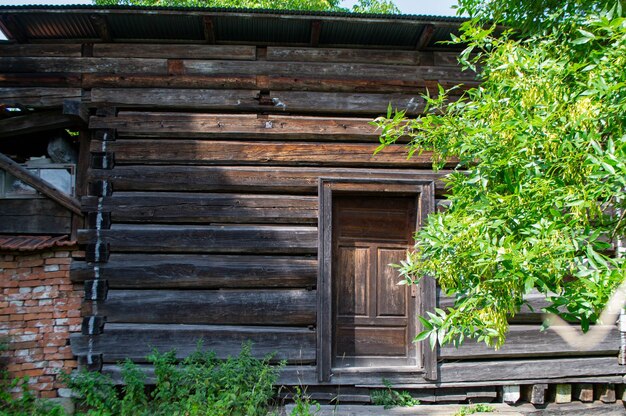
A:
[0,101,88,139]
[310,20,321,47]
[202,16,216,44]
[0,14,28,43]
[0,152,83,216]
[90,14,112,42]
[416,24,435,50]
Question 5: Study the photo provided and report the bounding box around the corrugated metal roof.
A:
[0,235,76,252]
[0,6,467,49]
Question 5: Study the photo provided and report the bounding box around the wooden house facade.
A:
[0,5,624,403]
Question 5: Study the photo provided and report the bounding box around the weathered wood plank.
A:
[0,74,82,88]
[0,57,168,74]
[102,363,318,386]
[266,47,430,65]
[0,111,77,138]
[0,153,82,216]
[82,74,258,90]
[0,44,82,57]
[440,325,619,359]
[81,193,318,224]
[90,140,440,167]
[0,199,71,234]
[92,44,256,60]
[88,89,429,115]
[70,253,317,288]
[268,91,427,115]
[439,357,625,384]
[0,87,82,108]
[84,289,316,326]
[89,88,261,110]
[182,61,475,82]
[70,324,315,363]
[89,112,378,140]
[77,225,317,254]
[81,74,465,94]
[88,166,450,195]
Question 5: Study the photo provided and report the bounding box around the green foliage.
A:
[369,379,420,409]
[289,386,320,416]
[454,404,495,416]
[457,0,625,32]
[351,0,399,14]
[92,0,400,14]
[65,342,282,416]
[0,375,67,416]
[375,2,626,348]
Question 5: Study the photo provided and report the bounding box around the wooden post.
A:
[555,384,572,404]
[523,384,548,405]
[573,383,594,402]
[502,385,520,404]
[599,384,616,403]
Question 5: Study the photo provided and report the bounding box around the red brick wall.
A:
[0,248,82,399]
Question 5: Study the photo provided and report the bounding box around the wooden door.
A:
[332,194,417,368]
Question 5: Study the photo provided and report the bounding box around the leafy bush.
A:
[65,342,283,416]
[370,379,420,409]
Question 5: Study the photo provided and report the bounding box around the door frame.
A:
[317,177,437,382]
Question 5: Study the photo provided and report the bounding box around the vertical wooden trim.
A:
[317,180,333,382]
[420,181,438,381]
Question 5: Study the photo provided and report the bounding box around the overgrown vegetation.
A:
[0,338,66,416]
[369,378,420,409]
[65,343,282,416]
[2,342,285,416]
[454,404,495,416]
[92,0,400,14]
[376,0,626,348]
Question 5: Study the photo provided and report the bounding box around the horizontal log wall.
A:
[2,42,621,387]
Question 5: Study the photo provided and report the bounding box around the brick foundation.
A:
[0,248,82,399]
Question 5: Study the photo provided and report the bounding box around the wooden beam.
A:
[89,15,111,42]
[0,111,76,138]
[80,193,318,224]
[0,152,82,216]
[0,14,27,43]
[63,100,89,124]
[77,225,317,254]
[310,20,322,47]
[90,139,441,167]
[83,289,316,326]
[70,253,317,289]
[70,323,315,364]
[88,166,450,195]
[202,16,215,44]
[416,24,435,50]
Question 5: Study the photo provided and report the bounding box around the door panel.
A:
[332,194,417,368]
[377,248,407,317]
[336,246,369,317]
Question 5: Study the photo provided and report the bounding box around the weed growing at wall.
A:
[64,342,283,416]
[370,378,420,409]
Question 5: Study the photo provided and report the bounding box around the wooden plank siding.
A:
[1,37,615,387]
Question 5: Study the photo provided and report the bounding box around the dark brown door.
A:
[332,194,417,368]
